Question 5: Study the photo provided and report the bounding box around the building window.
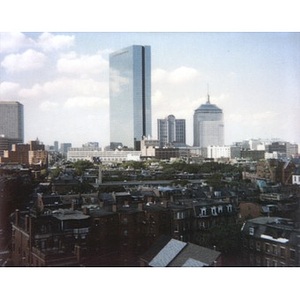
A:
[176,212,184,219]
[227,204,232,212]
[249,227,254,235]
[174,224,179,232]
[200,208,206,216]
[123,230,128,236]
[265,243,271,253]
[256,241,261,251]
[249,239,254,249]
[280,247,285,257]
[199,222,205,229]
[272,245,277,255]
[256,256,261,266]
[272,260,277,267]
[290,249,296,260]
[211,206,217,215]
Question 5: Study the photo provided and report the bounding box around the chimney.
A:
[138,202,144,210]
[161,200,168,208]
[25,215,30,232]
[15,209,20,226]
[75,245,81,263]
[170,194,174,202]
[83,207,89,215]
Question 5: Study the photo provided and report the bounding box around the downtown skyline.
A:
[0,32,299,147]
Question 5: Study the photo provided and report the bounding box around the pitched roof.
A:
[168,243,221,267]
[149,239,187,267]
[141,235,221,267]
[140,235,172,263]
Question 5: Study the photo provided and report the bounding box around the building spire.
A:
[207,84,210,104]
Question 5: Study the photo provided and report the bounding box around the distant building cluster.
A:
[0,139,47,168]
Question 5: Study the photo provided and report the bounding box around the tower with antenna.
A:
[207,84,210,104]
[193,86,224,148]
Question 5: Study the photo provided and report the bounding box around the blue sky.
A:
[0,32,299,147]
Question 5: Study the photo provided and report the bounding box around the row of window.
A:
[248,240,296,260]
[199,205,232,217]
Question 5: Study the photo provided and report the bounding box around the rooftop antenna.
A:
[207,84,210,104]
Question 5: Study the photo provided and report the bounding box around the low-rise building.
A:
[241,217,300,266]
[67,147,141,163]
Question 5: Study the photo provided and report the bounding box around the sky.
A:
[0,31,300,148]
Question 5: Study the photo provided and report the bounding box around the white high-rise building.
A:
[157,115,186,147]
[193,94,224,148]
[0,101,24,143]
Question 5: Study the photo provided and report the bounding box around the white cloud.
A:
[64,96,108,109]
[152,66,200,84]
[37,32,75,52]
[169,66,199,83]
[57,52,108,75]
[1,49,47,73]
[19,83,45,99]
[0,32,35,54]
[0,81,20,99]
[40,101,59,111]
[19,77,108,99]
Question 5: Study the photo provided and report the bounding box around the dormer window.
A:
[249,227,254,235]
[176,212,184,219]
[218,205,223,213]
[227,204,232,213]
[200,208,207,216]
[211,206,217,216]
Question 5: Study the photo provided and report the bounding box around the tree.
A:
[73,160,95,176]
[195,223,243,254]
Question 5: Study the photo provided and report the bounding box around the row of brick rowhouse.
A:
[10,189,238,266]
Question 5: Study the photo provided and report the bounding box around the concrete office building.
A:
[60,143,72,155]
[157,115,186,147]
[109,45,152,150]
[193,94,224,148]
[0,101,24,143]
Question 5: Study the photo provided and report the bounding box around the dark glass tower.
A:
[109,45,152,150]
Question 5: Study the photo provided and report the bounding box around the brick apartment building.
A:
[8,185,239,266]
[0,140,47,167]
[241,217,300,266]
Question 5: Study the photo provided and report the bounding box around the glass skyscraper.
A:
[109,45,152,150]
[193,95,224,148]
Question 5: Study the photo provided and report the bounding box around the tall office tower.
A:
[109,45,152,150]
[0,101,24,143]
[193,94,224,147]
[157,115,186,147]
[54,141,59,152]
